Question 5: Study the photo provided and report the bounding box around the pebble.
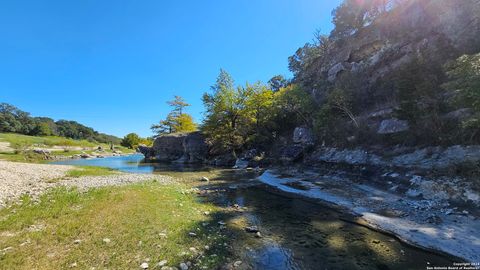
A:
[73,239,81,245]
[188,232,197,237]
[233,261,243,267]
[201,177,210,182]
[140,262,149,269]
[157,260,168,267]
[179,262,189,270]
[0,160,172,207]
[102,238,111,244]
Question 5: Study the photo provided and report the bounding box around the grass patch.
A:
[0,183,229,269]
[66,166,117,178]
[0,133,98,148]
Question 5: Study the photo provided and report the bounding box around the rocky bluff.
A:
[138,132,209,164]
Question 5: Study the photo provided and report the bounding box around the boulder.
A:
[181,132,208,163]
[210,153,237,167]
[280,145,305,162]
[137,144,154,159]
[152,134,185,162]
[139,132,208,164]
[293,127,314,145]
[377,118,409,134]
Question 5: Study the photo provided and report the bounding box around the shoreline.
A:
[257,169,480,263]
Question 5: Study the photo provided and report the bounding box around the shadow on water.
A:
[53,155,456,270]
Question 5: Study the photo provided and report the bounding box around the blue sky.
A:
[0,0,341,137]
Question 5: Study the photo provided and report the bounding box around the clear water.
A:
[53,155,456,270]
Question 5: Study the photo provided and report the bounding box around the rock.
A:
[211,153,237,167]
[188,232,197,237]
[73,239,81,245]
[33,149,51,155]
[233,261,243,267]
[377,118,409,134]
[293,127,314,145]
[200,177,210,182]
[406,189,422,198]
[179,262,188,270]
[137,144,154,159]
[444,108,473,121]
[328,62,346,82]
[140,262,149,269]
[102,238,111,244]
[255,232,263,238]
[157,260,168,267]
[280,145,305,162]
[233,159,249,169]
[143,132,209,164]
[69,262,78,268]
[245,226,259,233]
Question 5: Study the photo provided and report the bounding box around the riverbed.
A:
[53,154,456,269]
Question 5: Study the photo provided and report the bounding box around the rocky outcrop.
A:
[308,145,480,171]
[323,0,480,83]
[139,132,209,164]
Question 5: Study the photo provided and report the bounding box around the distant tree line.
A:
[0,103,121,144]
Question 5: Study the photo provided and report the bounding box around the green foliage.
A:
[444,53,480,139]
[201,70,253,152]
[121,133,141,149]
[331,0,388,39]
[201,70,319,152]
[31,122,53,136]
[151,96,197,136]
[273,84,317,128]
[268,75,288,92]
[0,103,121,144]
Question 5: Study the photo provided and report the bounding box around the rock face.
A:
[139,132,209,164]
[308,145,480,171]
[323,0,480,83]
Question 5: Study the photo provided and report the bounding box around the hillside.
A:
[0,103,121,144]
[290,0,480,147]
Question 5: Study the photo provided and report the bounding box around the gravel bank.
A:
[0,160,172,207]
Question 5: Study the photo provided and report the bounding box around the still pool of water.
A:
[53,155,455,270]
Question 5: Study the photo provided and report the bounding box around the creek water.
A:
[53,154,455,270]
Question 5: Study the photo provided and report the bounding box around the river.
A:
[53,154,454,270]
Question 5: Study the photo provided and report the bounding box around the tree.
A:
[151,96,196,136]
[444,53,480,139]
[201,70,254,153]
[268,75,288,92]
[31,122,53,136]
[331,0,389,39]
[121,133,141,149]
[167,95,190,115]
[273,84,317,127]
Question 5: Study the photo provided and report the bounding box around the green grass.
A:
[0,133,99,148]
[66,166,117,178]
[0,183,229,269]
